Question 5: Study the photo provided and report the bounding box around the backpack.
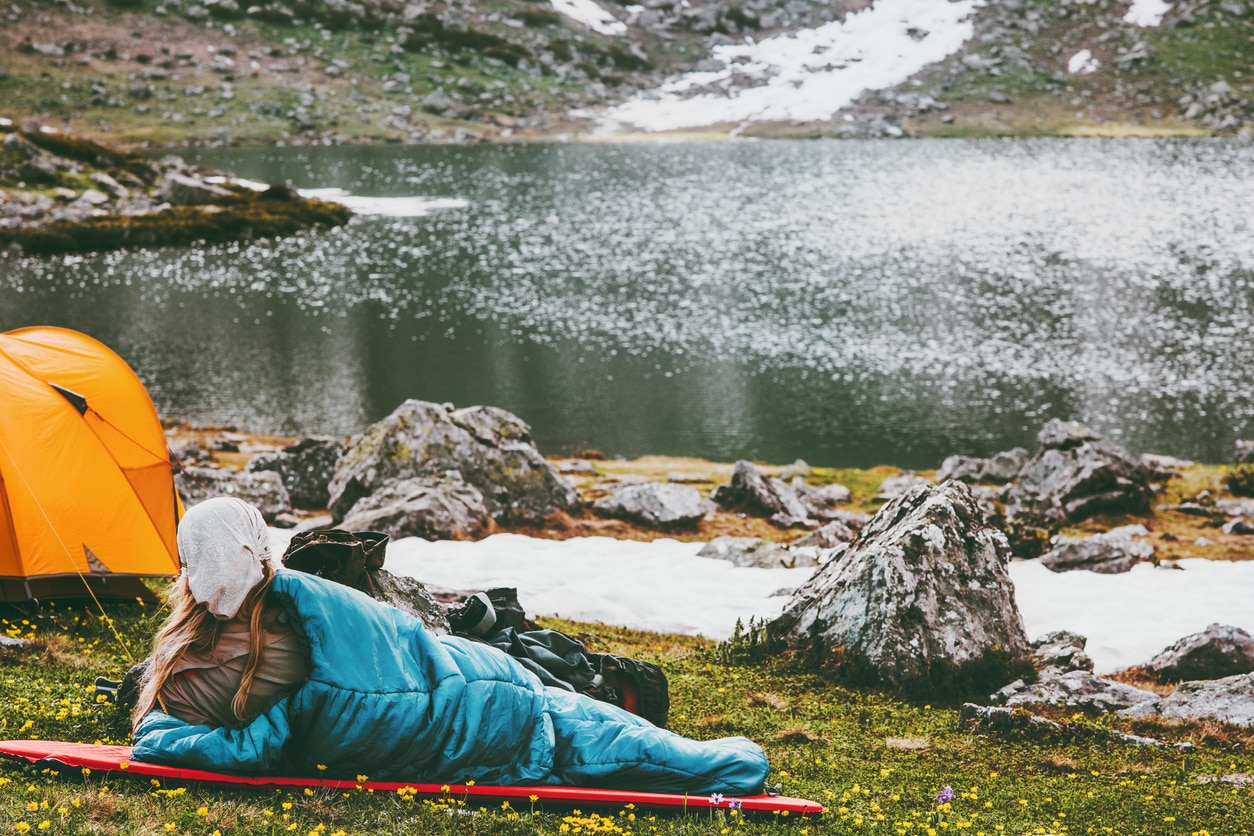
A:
[448,587,670,728]
[280,529,388,597]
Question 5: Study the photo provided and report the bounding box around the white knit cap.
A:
[177,497,271,620]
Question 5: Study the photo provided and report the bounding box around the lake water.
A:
[3,138,1253,468]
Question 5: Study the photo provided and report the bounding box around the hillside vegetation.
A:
[0,0,1251,144]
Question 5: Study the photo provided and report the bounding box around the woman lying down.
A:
[131,497,770,794]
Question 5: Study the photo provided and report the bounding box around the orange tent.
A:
[0,326,179,602]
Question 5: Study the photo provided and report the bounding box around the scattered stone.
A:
[370,568,450,632]
[779,458,811,480]
[791,477,851,506]
[557,460,597,475]
[1122,672,1254,726]
[1030,630,1094,672]
[421,90,455,114]
[791,519,855,549]
[1140,452,1194,477]
[247,436,345,510]
[158,172,231,206]
[992,667,1161,713]
[711,460,815,528]
[696,536,803,569]
[1222,518,1254,535]
[982,448,1031,483]
[1143,623,1254,683]
[327,400,579,525]
[769,481,1030,696]
[961,703,1192,750]
[175,465,292,522]
[77,188,110,206]
[1004,420,1154,524]
[937,455,984,483]
[1215,498,1254,517]
[0,636,32,652]
[1195,773,1254,787]
[1235,439,1254,464]
[272,512,305,530]
[1038,526,1154,574]
[960,702,1064,735]
[340,472,491,541]
[872,472,931,503]
[592,482,711,528]
[1037,419,1101,449]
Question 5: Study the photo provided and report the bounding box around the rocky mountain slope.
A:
[0,0,1250,144]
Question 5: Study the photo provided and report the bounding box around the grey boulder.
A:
[768,481,1030,695]
[176,466,292,522]
[1143,623,1254,683]
[1004,420,1154,523]
[791,519,856,549]
[1122,673,1254,726]
[371,568,450,633]
[711,460,814,527]
[328,400,579,525]
[340,472,491,541]
[993,667,1161,714]
[593,482,710,528]
[247,436,345,510]
[937,448,1029,484]
[1038,525,1154,574]
[1031,630,1094,672]
[697,536,806,568]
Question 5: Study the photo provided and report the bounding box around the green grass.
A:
[0,597,1251,834]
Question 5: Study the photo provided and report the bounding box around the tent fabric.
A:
[0,326,179,599]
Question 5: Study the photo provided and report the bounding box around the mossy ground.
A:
[0,600,1251,834]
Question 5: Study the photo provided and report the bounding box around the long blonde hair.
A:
[133,561,277,729]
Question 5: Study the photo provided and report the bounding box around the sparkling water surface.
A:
[3,139,1252,468]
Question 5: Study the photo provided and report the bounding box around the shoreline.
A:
[167,420,1254,563]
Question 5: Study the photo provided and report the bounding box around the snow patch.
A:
[298,188,470,217]
[1124,0,1172,27]
[603,0,984,132]
[550,0,626,36]
[1068,49,1101,75]
[268,529,1254,676]
[204,175,270,192]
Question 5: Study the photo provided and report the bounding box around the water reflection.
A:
[2,139,1252,468]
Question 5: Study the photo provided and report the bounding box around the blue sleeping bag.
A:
[132,571,769,794]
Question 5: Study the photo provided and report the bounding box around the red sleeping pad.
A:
[0,740,825,815]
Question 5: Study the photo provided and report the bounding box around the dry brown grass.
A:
[884,736,930,751]
[775,726,825,744]
[34,632,98,670]
[746,691,790,711]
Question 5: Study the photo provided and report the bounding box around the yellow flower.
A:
[37,823,50,831]
[15,824,31,834]
[163,825,175,832]
[317,764,328,772]
[197,807,209,816]
[529,794,539,803]
[119,761,130,770]
[27,802,38,812]
[356,775,368,784]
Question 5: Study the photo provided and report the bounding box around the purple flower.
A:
[727,799,743,810]
[709,793,725,807]
[936,786,956,804]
